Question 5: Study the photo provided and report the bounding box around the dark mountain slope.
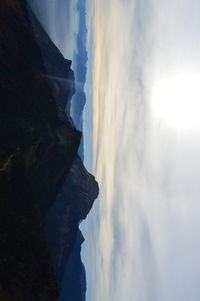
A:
[0,1,81,299]
[61,230,87,301]
[45,155,99,287]
[0,1,99,300]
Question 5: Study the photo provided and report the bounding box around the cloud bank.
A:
[81,0,200,300]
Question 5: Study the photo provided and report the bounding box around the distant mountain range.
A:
[71,0,88,161]
[0,1,98,300]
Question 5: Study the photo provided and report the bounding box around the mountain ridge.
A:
[0,1,98,300]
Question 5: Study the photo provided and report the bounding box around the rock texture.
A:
[61,230,87,301]
[45,155,99,286]
[0,1,99,300]
[0,1,89,300]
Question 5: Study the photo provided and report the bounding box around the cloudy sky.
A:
[81,0,200,300]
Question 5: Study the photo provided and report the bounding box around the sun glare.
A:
[151,74,200,131]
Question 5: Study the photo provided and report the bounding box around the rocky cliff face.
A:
[62,156,99,220]
[27,8,76,115]
[61,230,86,301]
[45,155,99,286]
[0,1,96,300]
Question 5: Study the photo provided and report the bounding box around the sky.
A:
[28,0,79,64]
[81,0,200,300]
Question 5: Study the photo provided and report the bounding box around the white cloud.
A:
[82,0,200,300]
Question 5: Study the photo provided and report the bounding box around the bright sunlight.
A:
[151,73,200,131]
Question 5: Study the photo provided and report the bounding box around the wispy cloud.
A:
[82,0,200,300]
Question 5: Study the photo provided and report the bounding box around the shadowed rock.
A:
[0,1,81,299]
[45,155,99,286]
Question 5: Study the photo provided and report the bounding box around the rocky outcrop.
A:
[61,230,86,301]
[45,155,99,286]
[27,6,75,119]
[63,155,99,219]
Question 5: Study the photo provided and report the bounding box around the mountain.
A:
[27,6,76,125]
[70,0,88,160]
[61,230,86,301]
[26,7,99,298]
[0,1,98,300]
[45,155,99,288]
